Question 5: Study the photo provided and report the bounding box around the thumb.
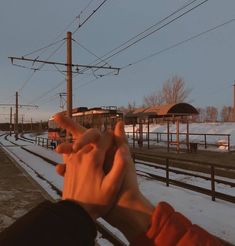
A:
[103,146,126,195]
[114,121,128,147]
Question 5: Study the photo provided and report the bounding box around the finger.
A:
[97,130,114,152]
[114,121,128,147]
[54,113,86,138]
[78,144,95,155]
[72,128,101,152]
[94,131,114,167]
[103,146,126,194]
[103,146,117,174]
[56,142,73,154]
[56,163,66,176]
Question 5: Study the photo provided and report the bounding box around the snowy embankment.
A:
[1,132,235,244]
[125,122,235,150]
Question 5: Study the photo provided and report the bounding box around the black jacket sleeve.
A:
[0,200,97,246]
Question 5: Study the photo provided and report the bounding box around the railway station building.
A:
[124,102,199,152]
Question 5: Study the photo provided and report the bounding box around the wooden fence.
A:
[126,131,231,151]
[133,152,235,203]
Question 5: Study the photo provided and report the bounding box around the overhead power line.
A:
[72,0,110,34]
[122,17,235,70]
[28,78,66,105]
[23,39,65,57]
[73,17,235,90]
[79,0,209,74]
[15,39,67,94]
[72,39,111,67]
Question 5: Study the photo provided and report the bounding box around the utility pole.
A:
[10,107,12,136]
[31,118,33,132]
[21,115,24,133]
[67,32,72,119]
[233,82,235,121]
[0,94,37,140]
[15,91,18,140]
[9,32,120,120]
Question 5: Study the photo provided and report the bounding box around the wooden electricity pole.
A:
[31,118,33,131]
[0,98,38,140]
[21,115,24,133]
[10,107,12,136]
[67,32,72,119]
[233,82,235,121]
[9,31,120,121]
[15,91,19,140]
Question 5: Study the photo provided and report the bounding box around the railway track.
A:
[1,133,234,245]
[0,133,126,246]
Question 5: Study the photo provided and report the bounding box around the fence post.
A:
[147,121,150,149]
[132,124,135,149]
[228,134,230,151]
[132,152,135,163]
[204,134,207,149]
[166,158,169,187]
[211,165,216,201]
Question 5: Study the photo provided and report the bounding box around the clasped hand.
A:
[54,114,153,241]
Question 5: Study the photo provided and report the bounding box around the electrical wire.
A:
[22,39,65,57]
[13,0,208,109]
[74,17,235,91]
[102,0,209,63]
[19,71,37,92]
[121,18,235,70]
[7,0,107,105]
[27,78,66,104]
[79,0,208,74]
[10,0,110,105]
[72,38,111,66]
[72,0,110,34]
[16,39,66,92]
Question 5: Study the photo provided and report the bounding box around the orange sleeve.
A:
[131,202,223,246]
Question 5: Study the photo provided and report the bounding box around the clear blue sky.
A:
[1,0,235,123]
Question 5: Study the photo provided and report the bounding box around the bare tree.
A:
[220,106,233,122]
[205,106,218,122]
[143,90,164,107]
[162,76,192,104]
[143,75,191,107]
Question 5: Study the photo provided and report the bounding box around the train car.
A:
[48,106,123,140]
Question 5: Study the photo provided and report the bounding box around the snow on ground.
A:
[0,131,235,244]
[125,122,235,150]
[136,163,235,197]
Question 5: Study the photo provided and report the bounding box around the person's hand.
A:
[54,114,154,240]
[53,114,126,220]
[105,121,154,241]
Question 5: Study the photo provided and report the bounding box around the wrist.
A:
[105,192,154,241]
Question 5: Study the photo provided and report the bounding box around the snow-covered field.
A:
[125,122,235,151]
[0,126,235,244]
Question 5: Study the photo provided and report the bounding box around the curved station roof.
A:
[126,103,198,118]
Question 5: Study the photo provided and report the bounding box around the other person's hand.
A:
[54,114,126,220]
